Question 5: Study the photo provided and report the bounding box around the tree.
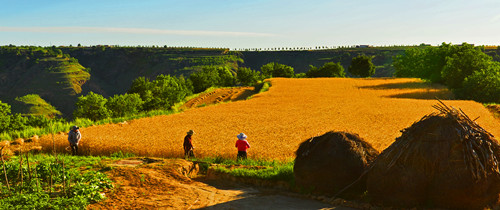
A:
[348,55,376,77]
[394,42,491,85]
[128,75,193,111]
[260,62,294,78]
[307,62,345,78]
[128,76,154,106]
[106,93,144,117]
[441,43,492,88]
[74,92,111,121]
[456,64,500,103]
[237,67,261,86]
[189,66,235,93]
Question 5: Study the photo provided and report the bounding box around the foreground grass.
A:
[0,153,120,209]
[194,156,295,185]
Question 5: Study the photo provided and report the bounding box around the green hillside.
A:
[14,94,62,118]
[0,46,90,117]
[60,46,242,97]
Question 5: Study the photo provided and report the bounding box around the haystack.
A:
[367,101,500,209]
[294,131,379,198]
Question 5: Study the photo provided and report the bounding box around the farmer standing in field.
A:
[184,130,195,158]
[67,125,82,156]
[235,133,250,160]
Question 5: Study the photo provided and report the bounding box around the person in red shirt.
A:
[184,130,195,158]
[235,133,250,160]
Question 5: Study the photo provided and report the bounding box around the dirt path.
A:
[88,158,344,210]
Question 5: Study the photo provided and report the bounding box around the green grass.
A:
[194,156,295,184]
[0,154,114,209]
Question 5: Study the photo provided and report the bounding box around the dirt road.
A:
[88,158,346,210]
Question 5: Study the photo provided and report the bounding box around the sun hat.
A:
[237,133,247,140]
[187,130,195,135]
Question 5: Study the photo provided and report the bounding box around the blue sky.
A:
[1,0,499,49]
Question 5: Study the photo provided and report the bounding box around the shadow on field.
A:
[357,81,446,90]
[385,90,455,100]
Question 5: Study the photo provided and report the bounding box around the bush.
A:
[73,92,111,121]
[0,155,113,209]
[237,67,261,86]
[441,44,492,89]
[129,75,193,110]
[26,115,60,128]
[349,55,376,77]
[189,66,235,93]
[455,64,500,103]
[306,62,345,78]
[260,62,294,78]
[106,93,144,117]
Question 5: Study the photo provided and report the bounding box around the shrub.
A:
[129,75,193,110]
[106,93,144,117]
[455,64,500,103]
[237,67,261,86]
[306,62,345,78]
[73,92,111,121]
[349,55,376,77]
[189,66,235,93]
[260,62,294,78]
[441,44,492,89]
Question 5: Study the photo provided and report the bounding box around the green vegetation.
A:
[236,67,262,86]
[73,92,111,121]
[106,93,144,118]
[196,157,294,184]
[260,62,295,78]
[457,64,500,103]
[189,66,235,93]
[0,154,114,209]
[348,55,376,77]
[129,74,192,110]
[393,42,500,103]
[14,94,62,118]
[306,62,346,78]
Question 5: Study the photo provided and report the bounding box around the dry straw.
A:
[382,99,499,181]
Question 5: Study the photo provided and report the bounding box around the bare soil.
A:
[87,158,347,210]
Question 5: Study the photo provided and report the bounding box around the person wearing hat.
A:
[235,133,250,160]
[183,130,195,158]
[68,125,82,156]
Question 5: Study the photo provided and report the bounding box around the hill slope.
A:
[39,78,499,159]
[0,47,90,117]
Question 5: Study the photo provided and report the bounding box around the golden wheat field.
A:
[39,78,500,160]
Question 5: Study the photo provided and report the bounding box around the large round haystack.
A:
[367,101,500,209]
[294,131,379,197]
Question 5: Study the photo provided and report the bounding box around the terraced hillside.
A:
[0,52,90,117]
[39,78,500,160]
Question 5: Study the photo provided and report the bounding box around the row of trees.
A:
[393,43,500,103]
